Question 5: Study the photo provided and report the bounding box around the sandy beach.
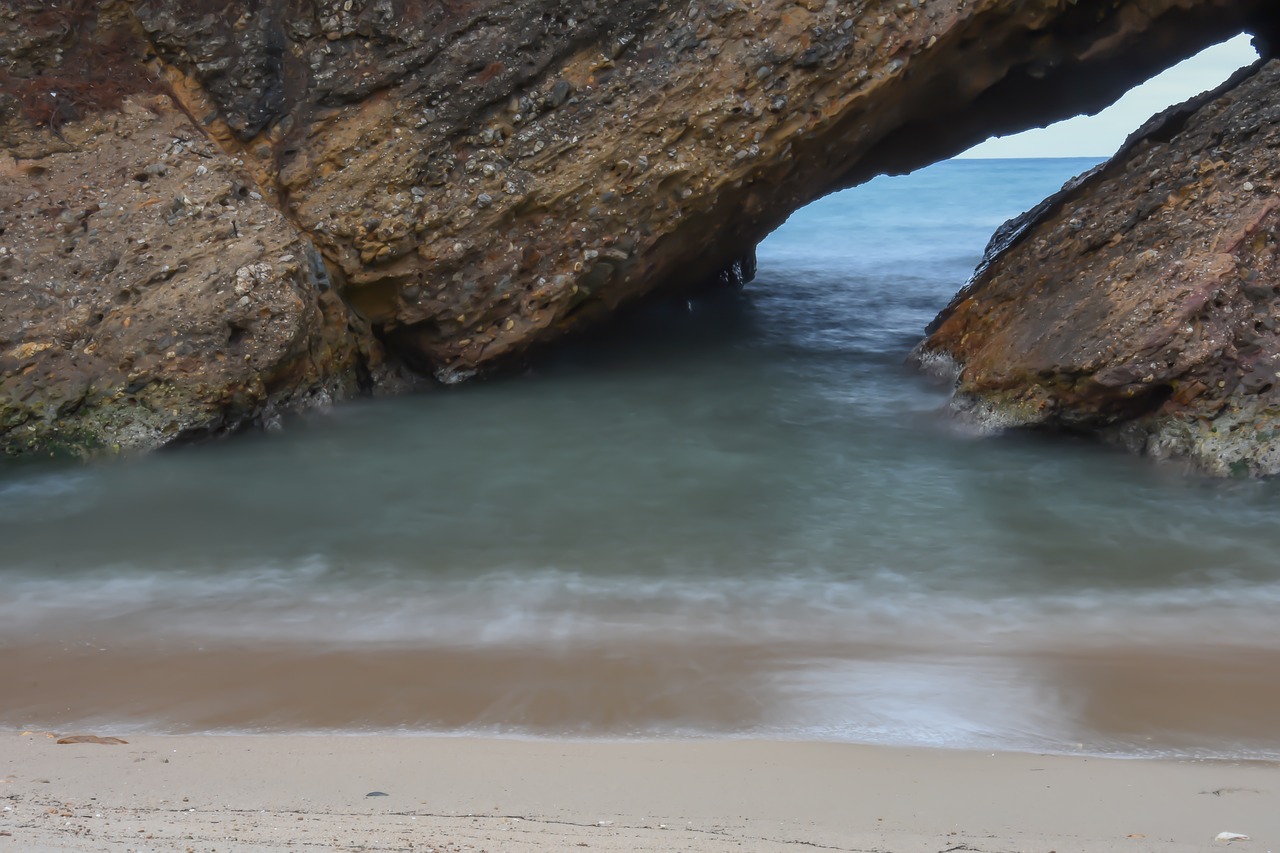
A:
[1,733,1276,852]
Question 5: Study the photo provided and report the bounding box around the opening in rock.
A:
[747,33,1262,410]
[960,35,1259,158]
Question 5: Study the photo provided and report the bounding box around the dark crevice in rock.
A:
[703,250,758,292]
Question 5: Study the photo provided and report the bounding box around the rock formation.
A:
[917,57,1280,477]
[0,1,411,456]
[1,0,1277,463]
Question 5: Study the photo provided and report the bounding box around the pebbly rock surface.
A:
[0,2,410,457]
[916,58,1280,477]
[1,0,1278,457]
[0,96,394,456]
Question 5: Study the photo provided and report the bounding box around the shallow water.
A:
[4,157,1280,757]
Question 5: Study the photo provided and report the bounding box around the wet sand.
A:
[5,641,1280,757]
[1,733,1277,852]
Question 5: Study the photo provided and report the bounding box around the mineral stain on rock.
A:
[1,0,1278,472]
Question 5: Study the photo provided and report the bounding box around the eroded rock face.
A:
[0,95,393,456]
[0,1,415,457]
[917,58,1280,477]
[130,0,1273,381]
[2,0,1277,457]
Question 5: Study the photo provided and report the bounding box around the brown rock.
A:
[56,735,128,745]
[916,59,1280,477]
[0,94,399,457]
[128,0,1273,382]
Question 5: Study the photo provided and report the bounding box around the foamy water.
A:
[3,158,1279,757]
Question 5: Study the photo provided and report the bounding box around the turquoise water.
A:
[3,158,1280,756]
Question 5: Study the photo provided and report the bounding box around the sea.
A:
[3,157,1280,759]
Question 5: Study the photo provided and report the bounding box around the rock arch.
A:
[1,0,1276,468]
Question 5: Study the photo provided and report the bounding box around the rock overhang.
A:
[127,0,1277,376]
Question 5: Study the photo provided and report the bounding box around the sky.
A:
[959,34,1259,159]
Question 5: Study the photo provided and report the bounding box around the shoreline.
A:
[3,733,1276,852]
[7,640,1280,762]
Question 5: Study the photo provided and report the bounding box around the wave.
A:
[5,559,1280,654]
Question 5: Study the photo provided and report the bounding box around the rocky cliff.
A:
[1,0,1277,463]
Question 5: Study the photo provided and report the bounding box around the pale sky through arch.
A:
[959,34,1260,159]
